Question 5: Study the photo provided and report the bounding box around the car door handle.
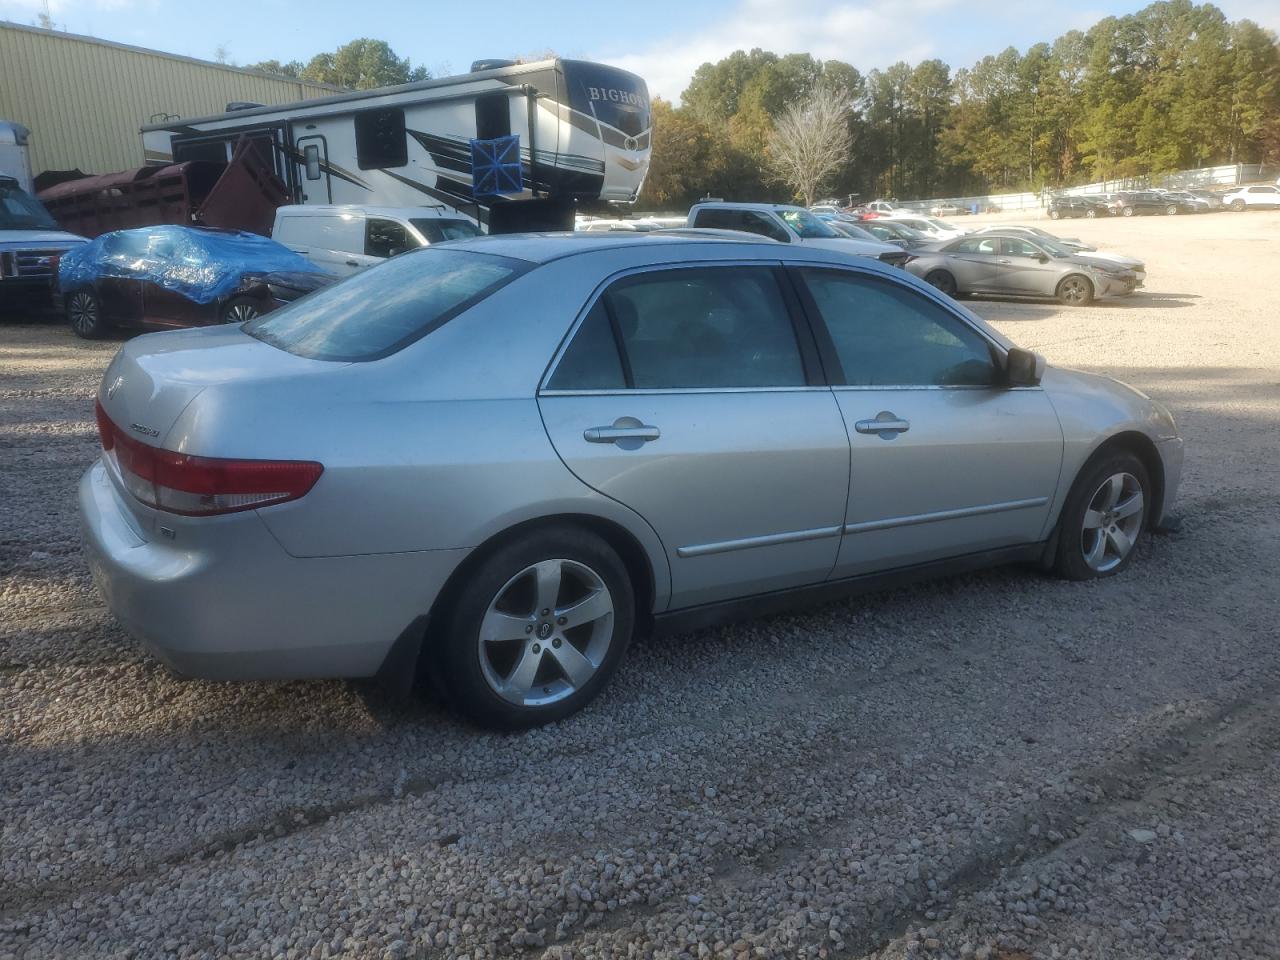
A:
[855,416,910,435]
[996,258,1013,264]
[584,421,661,444]
[344,259,359,267]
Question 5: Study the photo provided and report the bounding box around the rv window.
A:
[303,144,322,181]
[172,140,230,165]
[475,93,511,140]
[354,107,408,170]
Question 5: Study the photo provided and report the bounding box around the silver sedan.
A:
[81,234,1183,728]
[907,233,1140,304]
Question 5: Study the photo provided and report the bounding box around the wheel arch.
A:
[380,512,661,696]
[1073,430,1166,532]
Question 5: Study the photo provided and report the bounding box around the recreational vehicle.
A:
[140,59,651,234]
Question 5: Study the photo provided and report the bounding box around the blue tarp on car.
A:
[57,225,323,305]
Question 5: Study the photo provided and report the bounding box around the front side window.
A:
[797,268,997,387]
[779,209,839,239]
[365,218,418,258]
[1000,238,1043,258]
[245,249,526,361]
[411,218,482,243]
[549,267,806,390]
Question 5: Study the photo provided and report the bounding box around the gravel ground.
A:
[2,211,1278,960]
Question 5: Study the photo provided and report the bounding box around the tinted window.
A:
[949,237,999,254]
[547,301,626,390]
[244,249,525,361]
[0,182,57,229]
[365,218,418,258]
[798,269,997,387]
[592,267,805,389]
[778,209,839,238]
[354,107,407,170]
[563,60,650,137]
[411,218,482,243]
[692,208,788,242]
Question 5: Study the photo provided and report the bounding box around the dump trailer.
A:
[38,139,288,238]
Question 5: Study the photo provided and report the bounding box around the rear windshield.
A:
[411,218,481,244]
[243,248,526,361]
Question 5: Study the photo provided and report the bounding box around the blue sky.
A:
[2,0,1277,101]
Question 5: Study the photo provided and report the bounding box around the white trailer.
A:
[0,121,34,193]
[140,59,651,233]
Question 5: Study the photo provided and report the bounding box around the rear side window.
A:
[244,249,526,361]
[691,209,789,242]
[549,267,805,390]
[797,268,997,387]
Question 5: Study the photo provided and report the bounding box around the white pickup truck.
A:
[0,175,86,314]
[687,201,910,267]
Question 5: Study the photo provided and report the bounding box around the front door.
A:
[791,266,1063,577]
[996,236,1061,296]
[538,264,850,610]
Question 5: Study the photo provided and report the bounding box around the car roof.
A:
[689,201,806,213]
[438,231,905,274]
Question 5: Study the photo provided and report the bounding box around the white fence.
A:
[897,163,1278,213]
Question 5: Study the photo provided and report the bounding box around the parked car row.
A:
[1050,184,1280,217]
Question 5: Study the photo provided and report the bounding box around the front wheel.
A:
[437,526,635,729]
[1122,206,1135,217]
[1165,204,1178,215]
[1085,208,1098,219]
[1057,274,1094,306]
[1052,451,1150,580]
[924,270,958,298]
[67,288,108,339]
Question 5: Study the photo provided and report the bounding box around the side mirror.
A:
[1005,347,1045,386]
[303,144,322,181]
[1036,253,1050,263]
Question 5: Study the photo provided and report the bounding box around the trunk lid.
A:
[97,324,343,451]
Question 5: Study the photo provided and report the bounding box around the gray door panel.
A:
[831,387,1064,576]
[540,391,851,609]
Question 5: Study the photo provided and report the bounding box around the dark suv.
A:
[1048,196,1111,219]
[1108,192,1172,217]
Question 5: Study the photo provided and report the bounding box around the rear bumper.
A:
[79,459,468,680]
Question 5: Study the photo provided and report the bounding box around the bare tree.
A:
[765,83,852,205]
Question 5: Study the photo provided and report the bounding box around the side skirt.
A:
[651,543,1047,637]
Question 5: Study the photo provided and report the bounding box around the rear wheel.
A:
[221,296,262,324]
[1165,204,1178,216]
[1122,206,1135,217]
[1052,451,1150,580]
[924,270,958,298]
[437,526,635,729]
[67,288,108,339]
[1085,208,1098,219]
[1049,208,1060,220]
[1230,199,1246,211]
[1056,274,1094,306]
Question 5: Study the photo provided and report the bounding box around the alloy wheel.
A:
[225,303,260,323]
[69,292,98,336]
[1086,208,1097,218]
[477,558,614,707]
[1081,472,1145,573]
[1166,204,1178,215]
[1059,276,1092,304]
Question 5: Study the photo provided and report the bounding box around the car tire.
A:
[1085,208,1097,218]
[1056,274,1094,306]
[1230,199,1246,211]
[1165,204,1178,215]
[924,270,958,298]
[1051,450,1150,581]
[1048,209,1060,220]
[1122,206,1134,217]
[67,288,108,339]
[221,296,263,324]
[436,525,635,730]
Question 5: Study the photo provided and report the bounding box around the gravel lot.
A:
[2,211,1279,960]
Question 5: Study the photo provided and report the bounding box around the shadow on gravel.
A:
[968,291,1200,318]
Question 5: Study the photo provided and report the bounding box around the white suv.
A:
[687,202,908,265]
[272,205,481,277]
[1222,184,1280,211]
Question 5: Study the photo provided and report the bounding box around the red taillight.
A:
[94,402,322,516]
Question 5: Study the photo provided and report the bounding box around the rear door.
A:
[538,263,850,610]
[791,266,1063,577]
[279,214,367,276]
[941,237,1002,292]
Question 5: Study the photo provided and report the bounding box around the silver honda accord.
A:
[81,234,1183,728]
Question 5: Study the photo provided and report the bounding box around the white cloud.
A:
[597,0,953,101]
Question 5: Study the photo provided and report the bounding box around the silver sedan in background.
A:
[907,233,1140,304]
[80,234,1181,728]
